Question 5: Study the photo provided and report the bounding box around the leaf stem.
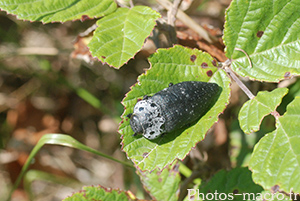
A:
[223,59,255,99]
[234,48,252,68]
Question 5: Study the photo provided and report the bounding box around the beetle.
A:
[127,81,221,140]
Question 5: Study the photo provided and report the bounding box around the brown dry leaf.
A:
[176,20,227,61]
[71,35,94,64]
[196,40,227,62]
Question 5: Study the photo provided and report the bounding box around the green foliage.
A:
[0,0,117,23]
[64,185,138,201]
[88,6,161,68]
[119,45,231,171]
[137,162,181,201]
[238,88,288,133]
[2,0,300,200]
[224,0,300,82]
[249,97,300,193]
[197,167,263,201]
[190,167,291,201]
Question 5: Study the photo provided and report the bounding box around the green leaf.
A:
[137,161,181,201]
[231,112,277,168]
[238,88,288,134]
[88,6,161,68]
[63,185,138,201]
[119,45,231,171]
[249,97,300,193]
[224,0,300,82]
[194,167,263,201]
[0,0,117,23]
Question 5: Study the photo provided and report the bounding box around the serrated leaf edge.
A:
[239,88,289,134]
[137,161,180,200]
[0,1,117,24]
[89,6,161,69]
[64,184,137,200]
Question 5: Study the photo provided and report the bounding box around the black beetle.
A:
[128,81,221,140]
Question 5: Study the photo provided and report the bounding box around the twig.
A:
[129,0,134,8]
[78,23,98,37]
[156,0,218,43]
[223,59,255,99]
[167,0,182,26]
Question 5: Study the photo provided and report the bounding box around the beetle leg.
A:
[126,113,132,118]
[168,82,173,87]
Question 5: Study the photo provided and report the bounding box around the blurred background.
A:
[0,0,282,200]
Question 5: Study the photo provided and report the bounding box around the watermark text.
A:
[187,189,299,200]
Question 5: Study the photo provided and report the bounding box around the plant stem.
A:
[178,162,202,201]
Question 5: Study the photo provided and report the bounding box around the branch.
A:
[167,0,182,26]
[156,0,218,43]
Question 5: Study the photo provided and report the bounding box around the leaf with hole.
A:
[249,97,300,193]
[238,88,288,134]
